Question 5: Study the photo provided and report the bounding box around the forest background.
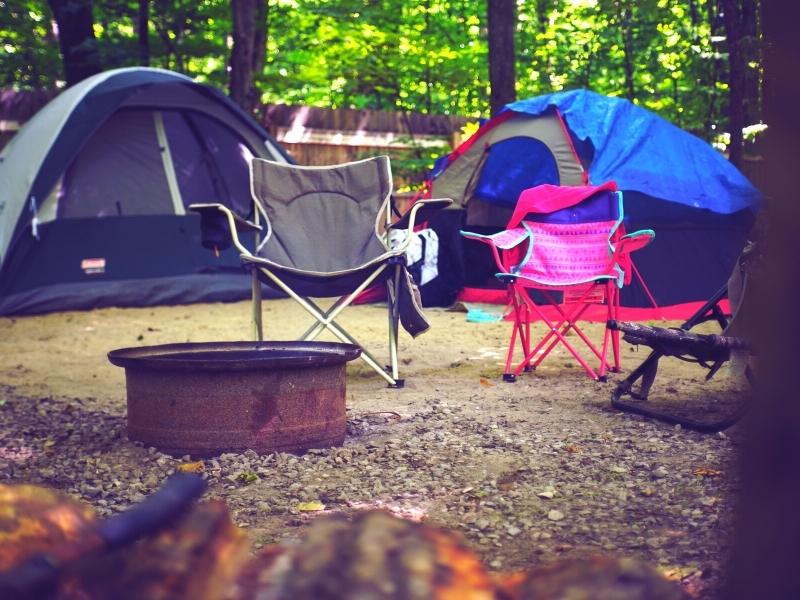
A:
[1,0,763,173]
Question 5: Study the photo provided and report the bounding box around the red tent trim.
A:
[456,287,729,322]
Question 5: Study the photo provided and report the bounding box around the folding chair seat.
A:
[462,182,654,382]
[189,156,450,387]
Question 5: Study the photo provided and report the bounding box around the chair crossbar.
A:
[519,291,603,380]
[507,281,617,381]
[297,295,386,372]
[255,263,397,386]
[532,288,603,362]
[300,294,352,341]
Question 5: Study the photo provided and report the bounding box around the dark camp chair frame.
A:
[608,284,754,432]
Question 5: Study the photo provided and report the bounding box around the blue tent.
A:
[428,89,761,315]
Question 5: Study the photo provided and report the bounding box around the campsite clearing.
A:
[0,299,745,594]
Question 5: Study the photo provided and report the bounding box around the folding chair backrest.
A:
[251,157,392,273]
[513,190,624,286]
[523,188,622,226]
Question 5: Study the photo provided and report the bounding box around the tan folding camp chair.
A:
[190,156,450,387]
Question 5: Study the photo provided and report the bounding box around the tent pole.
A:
[630,258,660,313]
[152,111,185,216]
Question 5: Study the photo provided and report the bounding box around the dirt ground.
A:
[0,299,749,596]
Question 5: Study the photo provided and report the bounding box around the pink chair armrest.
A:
[617,229,655,255]
[615,229,654,285]
[461,227,529,249]
[461,227,530,273]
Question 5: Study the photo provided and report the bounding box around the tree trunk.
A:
[724,2,800,598]
[721,0,745,168]
[537,0,552,91]
[424,0,433,114]
[620,3,636,101]
[230,0,266,115]
[137,0,150,66]
[741,0,763,127]
[487,0,516,116]
[704,0,722,138]
[47,0,102,86]
[688,0,700,25]
[252,1,267,75]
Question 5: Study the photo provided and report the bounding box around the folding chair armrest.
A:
[617,229,655,255]
[188,203,258,256]
[460,228,530,274]
[390,198,452,232]
[189,203,262,232]
[460,228,529,248]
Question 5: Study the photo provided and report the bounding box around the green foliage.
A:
[0,0,762,145]
[0,0,61,87]
[515,0,732,138]
[257,0,488,116]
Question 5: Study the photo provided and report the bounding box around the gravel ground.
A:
[0,299,748,596]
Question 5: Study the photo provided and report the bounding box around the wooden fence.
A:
[258,103,470,188]
[0,89,470,188]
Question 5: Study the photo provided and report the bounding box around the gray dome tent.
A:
[0,67,291,315]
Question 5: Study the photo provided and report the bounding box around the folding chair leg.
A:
[386,271,403,388]
[598,284,615,378]
[512,288,605,381]
[251,269,263,341]
[516,288,532,373]
[503,289,528,382]
[609,284,622,372]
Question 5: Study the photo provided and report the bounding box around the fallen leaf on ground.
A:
[538,485,557,499]
[693,466,721,478]
[177,461,205,474]
[479,378,494,388]
[660,564,702,581]
[297,501,326,512]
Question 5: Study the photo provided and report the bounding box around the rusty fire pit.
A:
[108,341,361,457]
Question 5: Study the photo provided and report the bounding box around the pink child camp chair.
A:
[462,182,654,382]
